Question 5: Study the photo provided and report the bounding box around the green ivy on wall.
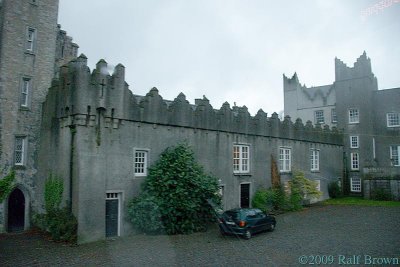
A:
[0,170,15,203]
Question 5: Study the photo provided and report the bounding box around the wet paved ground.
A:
[1,205,400,266]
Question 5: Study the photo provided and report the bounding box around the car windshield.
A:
[225,211,240,220]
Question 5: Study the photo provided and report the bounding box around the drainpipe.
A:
[69,125,76,211]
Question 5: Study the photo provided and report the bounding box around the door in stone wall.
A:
[8,188,25,232]
[240,183,250,208]
[105,193,119,237]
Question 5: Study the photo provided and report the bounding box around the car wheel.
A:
[269,223,275,232]
[244,230,251,240]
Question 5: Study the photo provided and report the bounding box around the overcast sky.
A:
[58,0,400,115]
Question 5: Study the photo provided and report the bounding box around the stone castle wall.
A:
[37,56,344,243]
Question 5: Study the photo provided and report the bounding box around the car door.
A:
[243,210,257,232]
[254,210,270,232]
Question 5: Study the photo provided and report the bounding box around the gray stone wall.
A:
[38,57,344,243]
[0,0,60,231]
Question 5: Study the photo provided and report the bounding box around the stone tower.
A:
[0,0,63,232]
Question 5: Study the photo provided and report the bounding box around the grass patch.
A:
[323,197,400,207]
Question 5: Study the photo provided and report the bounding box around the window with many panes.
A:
[279,147,291,172]
[390,145,399,166]
[331,109,337,123]
[350,177,361,192]
[350,136,359,148]
[348,108,359,124]
[314,110,324,124]
[387,113,400,127]
[26,27,36,52]
[21,78,31,107]
[14,137,26,166]
[310,149,319,171]
[351,152,359,170]
[233,145,250,174]
[134,150,148,176]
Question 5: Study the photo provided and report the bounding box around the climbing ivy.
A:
[44,174,64,212]
[0,170,15,203]
[33,173,77,243]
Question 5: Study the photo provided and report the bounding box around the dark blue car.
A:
[218,208,276,239]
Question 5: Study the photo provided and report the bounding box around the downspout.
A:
[69,125,76,211]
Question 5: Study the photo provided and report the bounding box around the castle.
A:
[284,52,400,196]
[0,1,397,244]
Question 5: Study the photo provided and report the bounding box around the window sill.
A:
[133,174,147,178]
[24,50,36,56]
[311,170,320,173]
[19,106,30,111]
[14,165,26,170]
[279,171,292,174]
[233,173,252,176]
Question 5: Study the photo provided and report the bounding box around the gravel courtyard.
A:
[1,205,400,266]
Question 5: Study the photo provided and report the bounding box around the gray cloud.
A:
[59,0,400,115]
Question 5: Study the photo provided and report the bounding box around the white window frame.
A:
[14,136,27,166]
[350,152,359,170]
[133,149,149,177]
[310,149,320,171]
[350,177,361,192]
[314,110,324,124]
[279,147,291,172]
[390,145,400,166]
[233,144,250,174]
[387,113,400,127]
[348,108,359,124]
[26,27,36,52]
[350,136,359,149]
[21,77,31,107]
[331,109,337,123]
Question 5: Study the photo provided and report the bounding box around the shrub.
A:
[289,171,322,200]
[128,143,221,235]
[46,206,77,242]
[32,213,47,230]
[32,174,77,243]
[286,188,303,211]
[252,188,274,213]
[328,181,341,198]
[371,188,392,201]
[127,195,164,234]
[253,172,322,213]
[252,186,288,213]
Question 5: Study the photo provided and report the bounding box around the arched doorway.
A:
[8,188,25,232]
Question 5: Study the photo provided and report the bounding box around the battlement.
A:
[283,73,301,91]
[43,56,343,145]
[335,51,374,81]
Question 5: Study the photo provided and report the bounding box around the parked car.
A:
[218,208,276,239]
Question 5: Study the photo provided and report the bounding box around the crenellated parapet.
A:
[335,51,374,81]
[43,56,343,145]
